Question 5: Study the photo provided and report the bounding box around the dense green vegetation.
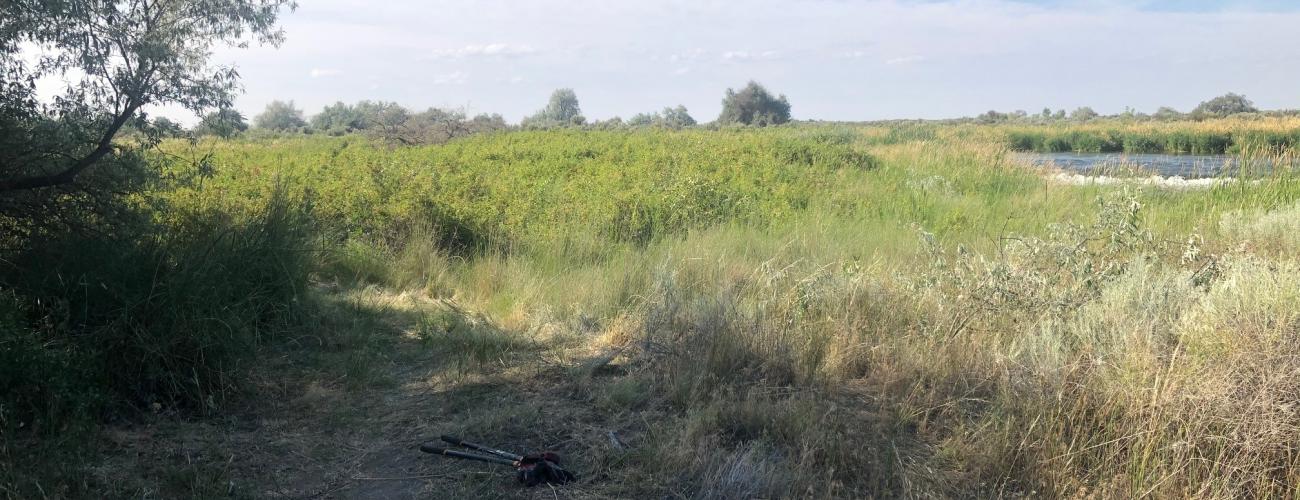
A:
[10,118,1300,496]
[162,129,877,249]
[998,117,1300,155]
[10,2,1300,498]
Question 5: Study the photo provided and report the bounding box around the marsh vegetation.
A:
[6,3,1300,497]
[6,117,1300,497]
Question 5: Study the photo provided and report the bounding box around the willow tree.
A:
[0,0,294,194]
[522,88,584,128]
[717,81,791,126]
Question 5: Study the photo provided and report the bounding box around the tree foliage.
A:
[661,105,696,127]
[353,100,409,130]
[194,108,249,138]
[0,0,294,194]
[628,105,696,128]
[304,100,510,144]
[1069,107,1099,121]
[253,100,306,130]
[310,101,365,134]
[977,110,1009,124]
[1193,93,1258,118]
[150,116,185,138]
[1152,106,1183,121]
[522,88,584,128]
[718,81,791,126]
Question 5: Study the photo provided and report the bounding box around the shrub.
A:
[1220,202,1300,255]
[0,294,103,434]
[0,187,314,428]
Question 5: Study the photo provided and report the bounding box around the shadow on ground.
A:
[92,288,651,499]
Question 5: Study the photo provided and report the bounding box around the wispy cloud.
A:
[721,50,782,62]
[885,55,926,65]
[432,71,468,85]
[429,43,538,59]
[218,0,1300,124]
[668,48,708,63]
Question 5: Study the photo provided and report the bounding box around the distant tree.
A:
[522,89,585,127]
[661,105,696,127]
[354,100,409,130]
[150,117,186,138]
[392,108,453,143]
[1152,107,1183,121]
[0,0,292,194]
[1052,109,1067,120]
[627,113,656,127]
[718,81,791,126]
[1041,107,1053,119]
[625,105,696,128]
[1069,107,1099,121]
[368,107,509,145]
[194,109,249,138]
[547,89,584,123]
[1192,93,1258,118]
[311,102,365,133]
[253,100,306,130]
[976,110,1008,124]
[589,116,626,130]
[467,113,509,134]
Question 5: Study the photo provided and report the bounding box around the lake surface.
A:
[1014,153,1259,178]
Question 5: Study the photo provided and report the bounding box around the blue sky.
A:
[187,0,1300,124]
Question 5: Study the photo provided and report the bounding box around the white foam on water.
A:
[1047,172,1241,189]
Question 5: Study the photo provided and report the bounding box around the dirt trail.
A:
[96,292,635,499]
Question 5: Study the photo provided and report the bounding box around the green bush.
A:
[0,294,102,434]
[0,188,314,430]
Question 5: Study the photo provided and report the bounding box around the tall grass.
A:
[11,120,1300,496]
[1,186,314,431]
[996,117,1300,155]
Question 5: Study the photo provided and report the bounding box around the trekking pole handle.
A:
[440,435,524,461]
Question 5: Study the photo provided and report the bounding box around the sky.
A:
[169,0,1300,124]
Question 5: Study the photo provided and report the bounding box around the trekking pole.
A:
[419,444,517,466]
[440,435,524,462]
[421,435,576,486]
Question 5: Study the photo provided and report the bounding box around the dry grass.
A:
[16,123,1300,498]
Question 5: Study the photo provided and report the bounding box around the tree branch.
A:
[0,102,140,192]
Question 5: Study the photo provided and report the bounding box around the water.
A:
[1014,153,1257,179]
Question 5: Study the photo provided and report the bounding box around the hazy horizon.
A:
[152,0,1300,125]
